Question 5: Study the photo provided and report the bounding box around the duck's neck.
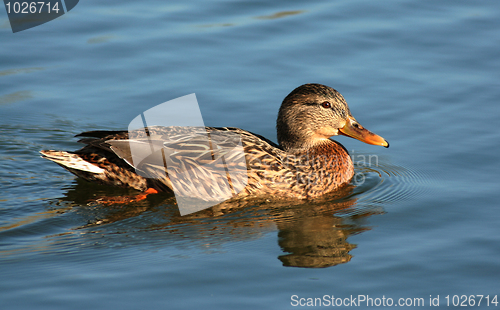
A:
[282,139,354,185]
[282,138,348,157]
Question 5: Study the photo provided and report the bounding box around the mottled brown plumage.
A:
[41,84,388,201]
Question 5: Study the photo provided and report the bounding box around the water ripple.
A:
[352,157,435,207]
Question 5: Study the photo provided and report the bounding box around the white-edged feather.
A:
[40,150,105,174]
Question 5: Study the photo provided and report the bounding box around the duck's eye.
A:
[321,101,331,109]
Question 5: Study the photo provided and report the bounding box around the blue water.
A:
[1,0,500,309]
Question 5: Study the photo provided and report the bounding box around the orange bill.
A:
[339,117,389,148]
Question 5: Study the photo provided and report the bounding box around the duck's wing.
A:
[81,126,263,199]
[96,127,242,167]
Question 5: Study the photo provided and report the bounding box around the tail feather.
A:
[40,150,105,174]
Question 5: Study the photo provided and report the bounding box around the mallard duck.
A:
[41,84,388,201]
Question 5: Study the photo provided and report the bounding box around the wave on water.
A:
[340,152,437,217]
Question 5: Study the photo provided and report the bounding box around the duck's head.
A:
[277,83,389,152]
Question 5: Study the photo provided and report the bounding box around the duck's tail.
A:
[40,150,149,191]
[40,150,105,176]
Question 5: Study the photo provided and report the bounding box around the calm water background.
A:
[1,0,500,309]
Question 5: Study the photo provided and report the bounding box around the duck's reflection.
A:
[277,215,355,268]
[55,179,379,268]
